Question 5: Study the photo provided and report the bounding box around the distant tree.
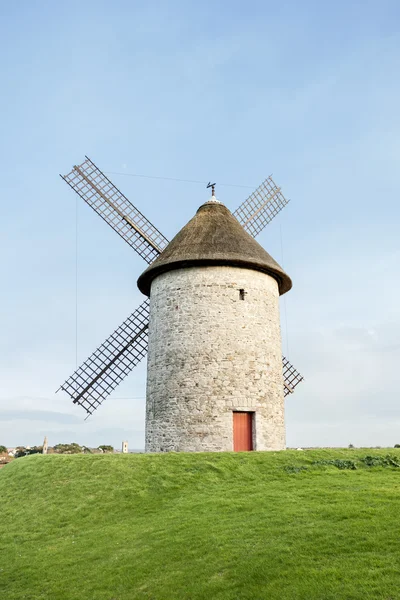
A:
[0,445,7,454]
[98,445,114,453]
[348,444,355,449]
[53,443,83,454]
[14,446,27,458]
[26,446,43,455]
[394,444,400,448]
[15,446,43,458]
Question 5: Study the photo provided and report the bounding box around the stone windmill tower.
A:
[138,193,292,452]
[58,157,303,451]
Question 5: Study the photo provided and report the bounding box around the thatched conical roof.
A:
[137,200,292,296]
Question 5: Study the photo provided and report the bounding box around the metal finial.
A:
[207,181,216,196]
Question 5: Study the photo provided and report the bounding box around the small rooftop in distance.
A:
[137,200,292,296]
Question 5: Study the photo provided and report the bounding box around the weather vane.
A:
[206,181,216,196]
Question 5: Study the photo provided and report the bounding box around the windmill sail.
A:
[233,176,289,238]
[61,157,168,263]
[282,356,304,397]
[57,299,150,415]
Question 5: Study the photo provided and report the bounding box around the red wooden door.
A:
[233,412,253,451]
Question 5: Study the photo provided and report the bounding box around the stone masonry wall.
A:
[145,265,285,452]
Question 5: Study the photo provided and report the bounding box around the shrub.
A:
[284,465,308,474]
[360,455,400,468]
[0,445,7,454]
[312,459,357,470]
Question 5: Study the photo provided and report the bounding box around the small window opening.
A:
[239,289,247,301]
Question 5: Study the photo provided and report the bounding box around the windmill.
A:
[57,157,303,431]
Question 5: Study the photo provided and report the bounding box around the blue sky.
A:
[1,0,399,449]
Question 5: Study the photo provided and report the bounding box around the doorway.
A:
[233,412,253,451]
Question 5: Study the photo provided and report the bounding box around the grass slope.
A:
[1,449,400,600]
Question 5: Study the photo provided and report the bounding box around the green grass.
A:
[1,449,400,600]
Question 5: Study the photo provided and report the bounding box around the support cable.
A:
[104,171,255,189]
[75,195,78,377]
[280,224,290,359]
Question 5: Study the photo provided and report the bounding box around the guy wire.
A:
[105,171,255,189]
[75,194,78,377]
[280,224,290,358]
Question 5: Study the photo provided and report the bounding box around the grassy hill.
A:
[1,449,400,600]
